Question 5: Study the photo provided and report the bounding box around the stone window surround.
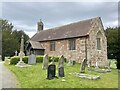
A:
[68,38,76,50]
[50,41,55,51]
[96,31,102,51]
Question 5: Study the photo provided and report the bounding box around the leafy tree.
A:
[1,19,29,60]
[105,27,120,69]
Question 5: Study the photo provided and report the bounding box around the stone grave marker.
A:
[42,54,48,70]
[15,51,18,56]
[28,54,36,64]
[106,60,111,72]
[47,61,56,80]
[80,58,87,73]
[88,60,92,71]
[67,60,75,66]
[58,55,65,77]
[95,61,99,71]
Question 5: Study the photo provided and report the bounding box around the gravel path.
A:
[0,61,20,89]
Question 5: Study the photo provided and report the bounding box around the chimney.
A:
[37,19,43,32]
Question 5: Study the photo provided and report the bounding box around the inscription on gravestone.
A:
[47,62,56,80]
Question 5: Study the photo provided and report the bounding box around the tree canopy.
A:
[1,19,29,60]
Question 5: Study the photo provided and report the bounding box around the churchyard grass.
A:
[4,59,118,88]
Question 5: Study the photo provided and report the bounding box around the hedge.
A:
[10,55,67,65]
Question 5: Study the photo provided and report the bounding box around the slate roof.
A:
[30,17,101,42]
[29,41,44,49]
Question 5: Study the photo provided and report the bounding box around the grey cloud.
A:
[2,2,118,35]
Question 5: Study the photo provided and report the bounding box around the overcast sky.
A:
[1,1,118,37]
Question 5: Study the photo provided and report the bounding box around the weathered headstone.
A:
[28,54,36,64]
[15,51,18,56]
[80,58,87,73]
[58,55,65,77]
[58,55,64,67]
[67,60,75,66]
[106,60,111,72]
[42,54,49,70]
[95,61,99,71]
[88,60,92,71]
[47,61,56,80]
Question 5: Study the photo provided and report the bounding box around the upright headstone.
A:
[88,60,92,71]
[28,54,36,64]
[58,55,65,77]
[42,54,48,70]
[80,58,87,73]
[107,60,111,72]
[15,51,18,56]
[95,61,99,71]
[47,61,56,80]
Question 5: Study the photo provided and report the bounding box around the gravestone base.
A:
[72,73,100,80]
[15,61,30,68]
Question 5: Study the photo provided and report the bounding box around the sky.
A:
[1,0,119,38]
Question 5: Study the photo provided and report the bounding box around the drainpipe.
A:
[85,36,88,61]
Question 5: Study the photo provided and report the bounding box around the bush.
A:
[10,56,20,65]
[23,56,28,64]
[36,55,43,63]
[10,55,66,65]
[10,56,28,65]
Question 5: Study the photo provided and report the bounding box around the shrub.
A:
[10,56,28,65]
[23,56,28,64]
[10,56,20,65]
[36,55,43,63]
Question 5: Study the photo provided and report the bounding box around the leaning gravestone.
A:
[47,61,56,80]
[28,54,36,64]
[42,54,49,70]
[58,55,65,77]
[80,58,87,73]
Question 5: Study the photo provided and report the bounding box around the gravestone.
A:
[58,55,64,67]
[88,60,92,71]
[28,54,36,64]
[58,55,65,77]
[42,54,48,70]
[95,61,99,71]
[67,60,75,66]
[80,58,87,73]
[106,60,111,72]
[15,51,18,56]
[58,67,64,77]
[47,61,56,80]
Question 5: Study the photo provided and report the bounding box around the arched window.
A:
[96,31,102,50]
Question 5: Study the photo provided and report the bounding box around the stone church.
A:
[26,17,108,66]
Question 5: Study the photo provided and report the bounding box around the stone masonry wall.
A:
[39,17,108,66]
[40,37,86,63]
[88,17,108,66]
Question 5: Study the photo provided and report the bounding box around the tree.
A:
[1,19,29,60]
[105,27,120,69]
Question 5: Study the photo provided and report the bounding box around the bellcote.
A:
[37,19,43,32]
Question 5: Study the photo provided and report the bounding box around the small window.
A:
[97,38,101,50]
[50,41,55,51]
[69,39,76,50]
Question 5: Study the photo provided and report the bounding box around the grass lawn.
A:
[4,60,118,88]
